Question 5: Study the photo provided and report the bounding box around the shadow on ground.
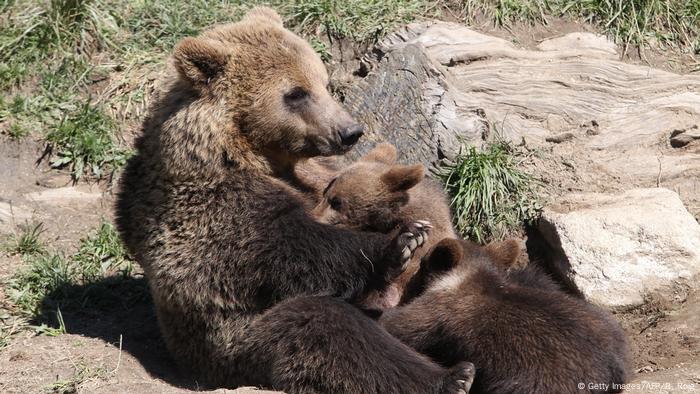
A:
[37,276,197,389]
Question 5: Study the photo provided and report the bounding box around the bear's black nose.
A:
[338,124,364,146]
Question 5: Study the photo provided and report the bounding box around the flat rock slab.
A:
[24,185,103,205]
[538,188,700,308]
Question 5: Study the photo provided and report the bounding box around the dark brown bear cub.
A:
[381,238,631,394]
[115,7,474,394]
[297,143,457,309]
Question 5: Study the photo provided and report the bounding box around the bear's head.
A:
[168,7,363,173]
[400,237,520,303]
[308,143,425,231]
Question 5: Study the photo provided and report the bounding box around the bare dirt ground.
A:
[1,17,698,394]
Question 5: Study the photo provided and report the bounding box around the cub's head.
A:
[307,143,425,231]
[401,238,520,303]
[171,7,363,161]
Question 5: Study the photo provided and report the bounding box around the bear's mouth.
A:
[306,134,353,156]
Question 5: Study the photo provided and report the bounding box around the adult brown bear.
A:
[115,7,474,394]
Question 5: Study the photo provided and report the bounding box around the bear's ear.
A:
[173,37,230,86]
[380,164,424,192]
[243,6,283,26]
[361,143,397,165]
[484,239,521,268]
[423,238,463,273]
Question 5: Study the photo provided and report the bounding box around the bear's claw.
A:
[443,361,475,394]
[398,220,431,267]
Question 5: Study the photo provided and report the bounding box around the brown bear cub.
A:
[296,143,457,310]
[380,238,631,394]
[115,7,474,394]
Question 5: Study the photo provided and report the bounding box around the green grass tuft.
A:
[5,222,46,256]
[45,361,110,394]
[559,0,700,54]
[0,0,117,89]
[47,101,129,181]
[463,0,700,54]
[438,141,541,243]
[8,254,73,317]
[288,0,432,42]
[463,0,548,26]
[7,221,135,319]
[72,221,134,282]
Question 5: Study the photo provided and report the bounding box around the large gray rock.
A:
[538,188,700,308]
[342,21,700,217]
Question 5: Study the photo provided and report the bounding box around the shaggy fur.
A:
[296,143,458,309]
[115,8,474,393]
[381,239,631,394]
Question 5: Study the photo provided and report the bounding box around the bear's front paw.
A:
[396,220,432,268]
[442,361,475,394]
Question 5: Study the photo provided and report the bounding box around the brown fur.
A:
[296,143,458,309]
[381,238,631,394]
[115,8,474,393]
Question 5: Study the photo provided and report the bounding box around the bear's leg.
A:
[242,296,474,394]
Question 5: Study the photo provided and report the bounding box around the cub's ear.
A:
[294,158,340,195]
[423,238,463,273]
[361,143,397,165]
[380,164,424,192]
[173,37,230,86]
[484,238,521,268]
[243,6,283,26]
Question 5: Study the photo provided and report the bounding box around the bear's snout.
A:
[338,123,364,147]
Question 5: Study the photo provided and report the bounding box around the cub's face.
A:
[308,143,425,231]
[172,7,363,159]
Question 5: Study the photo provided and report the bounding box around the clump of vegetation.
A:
[72,221,133,282]
[7,221,135,319]
[288,0,432,42]
[5,222,46,256]
[0,0,117,90]
[560,0,700,55]
[8,254,73,317]
[46,101,129,180]
[438,141,541,244]
[463,0,548,26]
[45,361,110,394]
[463,0,700,54]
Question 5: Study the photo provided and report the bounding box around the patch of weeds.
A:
[32,307,67,336]
[558,0,700,54]
[0,306,27,350]
[288,0,432,43]
[73,221,133,282]
[0,0,118,89]
[45,361,110,394]
[5,222,46,256]
[5,123,29,140]
[123,0,250,53]
[463,0,549,26]
[46,100,129,181]
[309,36,333,62]
[438,140,541,243]
[8,254,73,317]
[7,221,136,320]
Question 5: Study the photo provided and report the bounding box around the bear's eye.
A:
[284,87,310,108]
[329,197,342,211]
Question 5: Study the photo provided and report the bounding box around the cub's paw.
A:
[396,220,431,268]
[443,362,475,394]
